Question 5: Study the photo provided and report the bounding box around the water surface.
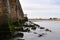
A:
[14,20,60,40]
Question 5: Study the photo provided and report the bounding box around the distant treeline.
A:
[29,18,60,20]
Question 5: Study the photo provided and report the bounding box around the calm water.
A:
[14,20,60,40]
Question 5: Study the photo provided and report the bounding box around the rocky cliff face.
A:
[0,0,24,24]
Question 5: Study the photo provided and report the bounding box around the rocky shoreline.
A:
[11,21,52,40]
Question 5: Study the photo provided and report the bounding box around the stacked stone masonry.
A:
[0,0,24,24]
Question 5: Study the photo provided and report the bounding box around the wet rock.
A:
[14,27,30,32]
[23,25,35,27]
[45,29,51,32]
[13,33,24,38]
[38,34,43,37]
[33,32,37,34]
[24,21,34,27]
[31,27,36,30]
[24,21,40,27]
[17,39,25,40]
[49,30,52,32]
[34,24,40,27]
[38,33,45,37]
[14,27,23,31]
[40,27,45,29]
[23,28,30,32]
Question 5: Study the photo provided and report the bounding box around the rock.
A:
[24,21,40,27]
[38,33,45,37]
[40,27,45,29]
[23,28,30,32]
[13,33,24,38]
[45,29,51,32]
[14,27,23,31]
[49,30,52,32]
[14,27,30,32]
[38,34,43,37]
[33,32,37,34]
[34,24,40,27]
[45,29,49,31]
[17,39,25,40]
[31,27,36,30]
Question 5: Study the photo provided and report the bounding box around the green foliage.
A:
[8,19,14,31]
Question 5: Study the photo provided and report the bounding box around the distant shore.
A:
[28,19,60,21]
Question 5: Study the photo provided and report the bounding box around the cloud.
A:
[20,0,60,18]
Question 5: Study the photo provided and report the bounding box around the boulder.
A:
[40,27,45,29]
[31,27,36,30]
[13,33,24,38]
[45,29,51,32]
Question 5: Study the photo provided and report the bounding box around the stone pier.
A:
[0,0,25,40]
[0,0,24,25]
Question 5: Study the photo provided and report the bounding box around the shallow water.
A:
[14,20,60,40]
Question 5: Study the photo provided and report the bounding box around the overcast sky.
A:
[20,0,60,18]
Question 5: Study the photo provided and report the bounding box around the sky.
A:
[20,0,60,18]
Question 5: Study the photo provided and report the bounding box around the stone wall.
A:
[0,0,24,24]
[0,0,8,24]
[10,0,24,21]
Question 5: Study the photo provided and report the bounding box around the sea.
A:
[14,20,60,40]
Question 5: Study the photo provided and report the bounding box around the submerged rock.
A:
[13,33,24,38]
[45,29,52,32]
[40,27,45,29]
[38,33,45,37]
[38,34,43,37]
[33,32,37,34]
